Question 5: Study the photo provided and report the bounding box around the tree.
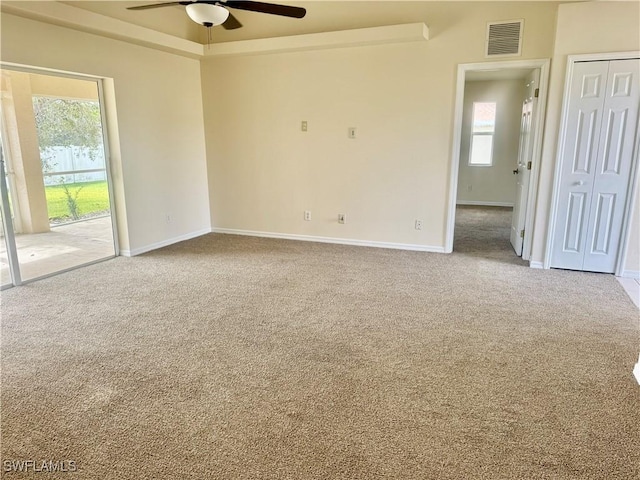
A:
[32,97,103,171]
[32,96,103,222]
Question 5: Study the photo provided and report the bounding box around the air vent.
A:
[486,20,523,57]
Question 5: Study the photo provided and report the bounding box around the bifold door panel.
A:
[551,59,640,273]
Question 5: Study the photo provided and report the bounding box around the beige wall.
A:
[457,79,523,206]
[202,2,558,248]
[11,2,638,269]
[1,13,210,254]
[531,1,640,273]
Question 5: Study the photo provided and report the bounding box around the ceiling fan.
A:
[127,1,306,31]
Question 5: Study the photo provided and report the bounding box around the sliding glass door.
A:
[0,67,117,287]
[0,149,19,289]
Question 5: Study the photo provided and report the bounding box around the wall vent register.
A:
[486,20,523,57]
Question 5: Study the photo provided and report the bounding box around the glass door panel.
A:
[0,198,13,289]
[0,68,116,284]
[0,142,20,288]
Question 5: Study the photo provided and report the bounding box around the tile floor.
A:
[616,276,640,309]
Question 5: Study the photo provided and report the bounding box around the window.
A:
[469,102,496,166]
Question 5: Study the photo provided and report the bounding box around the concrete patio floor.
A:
[0,216,115,287]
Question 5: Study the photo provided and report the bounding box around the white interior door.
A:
[510,70,539,255]
[551,59,640,273]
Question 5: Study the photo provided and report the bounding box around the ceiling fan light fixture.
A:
[185,3,229,27]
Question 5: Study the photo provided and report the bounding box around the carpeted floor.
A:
[453,205,528,265]
[1,206,638,479]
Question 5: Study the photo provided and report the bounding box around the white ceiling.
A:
[2,0,582,57]
[16,1,560,45]
[61,1,448,44]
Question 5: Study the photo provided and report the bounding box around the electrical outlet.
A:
[338,213,346,224]
[415,220,423,230]
[467,185,472,192]
[166,214,171,223]
[301,121,308,132]
[304,210,311,221]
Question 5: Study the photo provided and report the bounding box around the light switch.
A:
[348,127,356,139]
[301,121,308,132]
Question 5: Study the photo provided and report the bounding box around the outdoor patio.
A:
[0,215,115,286]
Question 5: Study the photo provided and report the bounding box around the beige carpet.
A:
[1,206,639,479]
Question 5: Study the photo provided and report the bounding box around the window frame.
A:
[468,102,497,167]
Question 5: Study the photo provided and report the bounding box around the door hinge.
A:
[520,229,525,238]
[534,88,539,98]
[527,161,532,170]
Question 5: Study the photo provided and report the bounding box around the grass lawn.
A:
[45,180,110,221]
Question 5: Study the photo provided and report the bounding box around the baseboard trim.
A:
[457,201,514,207]
[211,227,446,253]
[619,270,640,279]
[120,228,211,257]
[529,261,544,269]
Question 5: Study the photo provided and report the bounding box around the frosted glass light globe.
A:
[186,4,230,26]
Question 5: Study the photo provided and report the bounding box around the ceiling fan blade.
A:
[223,1,306,19]
[127,2,189,11]
[222,11,243,30]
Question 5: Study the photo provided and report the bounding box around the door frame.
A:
[446,58,551,261]
[544,51,640,276]
[0,146,22,288]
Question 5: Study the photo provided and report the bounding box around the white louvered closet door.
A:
[551,59,640,273]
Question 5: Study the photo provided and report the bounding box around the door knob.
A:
[513,169,519,175]
[575,180,585,186]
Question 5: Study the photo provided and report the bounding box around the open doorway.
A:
[446,59,550,263]
[0,68,118,287]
